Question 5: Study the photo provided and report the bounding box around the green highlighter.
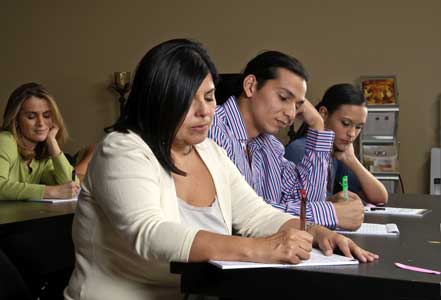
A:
[342,175,349,201]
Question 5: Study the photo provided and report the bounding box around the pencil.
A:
[300,189,306,231]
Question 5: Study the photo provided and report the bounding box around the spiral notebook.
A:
[337,223,399,236]
[209,248,359,269]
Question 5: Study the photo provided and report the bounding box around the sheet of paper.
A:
[209,248,359,270]
[364,207,428,216]
[337,223,399,236]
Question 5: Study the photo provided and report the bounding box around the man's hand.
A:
[295,99,324,131]
[330,191,364,230]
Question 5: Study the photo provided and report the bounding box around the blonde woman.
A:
[0,82,79,200]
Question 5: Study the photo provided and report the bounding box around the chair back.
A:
[215,73,242,105]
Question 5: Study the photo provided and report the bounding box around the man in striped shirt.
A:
[208,51,364,230]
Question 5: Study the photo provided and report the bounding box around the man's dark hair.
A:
[234,50,309,97]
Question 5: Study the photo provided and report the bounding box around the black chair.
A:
[215,73,242,105]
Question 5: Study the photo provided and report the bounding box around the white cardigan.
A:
[64,131,294,300]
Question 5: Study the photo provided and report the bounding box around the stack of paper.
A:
[364,207,428,216]
[209,248,358,269]
[337,223,399,236]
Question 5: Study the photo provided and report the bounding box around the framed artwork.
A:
[360,76,398,105]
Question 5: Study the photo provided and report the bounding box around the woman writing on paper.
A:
[64,39,378,300]
[286,83,388,205]
[0,83,79,200]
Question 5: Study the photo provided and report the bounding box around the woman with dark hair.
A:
[64,40,377,300]
[286,83,388,205]
[0,82,79,200]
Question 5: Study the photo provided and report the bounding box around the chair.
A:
[215,73,242,105]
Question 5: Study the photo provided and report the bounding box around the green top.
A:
[0,131,74,200]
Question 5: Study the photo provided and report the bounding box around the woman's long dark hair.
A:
[288,83,366,142]
[106,39,218,175]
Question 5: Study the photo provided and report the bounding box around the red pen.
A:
[300,189,306,231]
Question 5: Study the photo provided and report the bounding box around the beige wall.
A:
[1,0,440,193]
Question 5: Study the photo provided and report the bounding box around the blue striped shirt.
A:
[208,96,338,228]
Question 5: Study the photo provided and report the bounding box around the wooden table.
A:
[0,200,76,225]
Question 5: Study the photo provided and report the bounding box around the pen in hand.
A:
[300,189,306,231]
[342,175,348,201]
[72,170,76,182]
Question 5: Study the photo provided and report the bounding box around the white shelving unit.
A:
[359,104,401,193]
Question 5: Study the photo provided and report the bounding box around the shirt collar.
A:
[222,96,249,142]
[221,96,270,151]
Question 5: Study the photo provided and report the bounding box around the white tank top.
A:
[177,197,229,235]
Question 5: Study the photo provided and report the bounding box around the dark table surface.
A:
[171,193,441,300]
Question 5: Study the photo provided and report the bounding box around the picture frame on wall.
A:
[360,76,398,105]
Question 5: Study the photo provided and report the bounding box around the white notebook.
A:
[209,248,359,270]
[24,197,77,203]
[364,207,428,217]
[337,223,399,236]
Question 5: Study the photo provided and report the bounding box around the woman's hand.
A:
[189,227,313,264]
[47,125,59,141]
[333,143,358,166]
[308,225,379,263]
[43,182,80,199]
[253,228,313,264]
[334,144,389,205]
[46,125,62,157]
